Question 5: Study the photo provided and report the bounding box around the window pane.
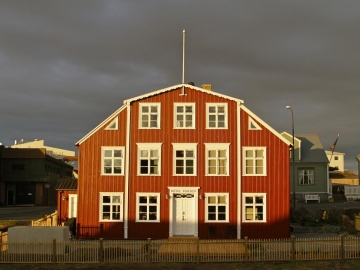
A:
[150,106,157,113]
[208,196,216,204]
[177,106,184,113]
[114,150,122,157]
[218,196,226,204]
[141,150,148,157]
[139,196,147,203]
[104,150,112,157]
[142,106,149,113]
[209,106,216,113]
[176,151,184,158]
[245,196,253,204]
[103,196,111,203]
[186,150,194,157]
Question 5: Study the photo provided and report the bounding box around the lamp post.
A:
[286,106,296,209]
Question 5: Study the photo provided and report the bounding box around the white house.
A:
[325,150,345,172]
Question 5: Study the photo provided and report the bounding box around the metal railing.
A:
[1,235,360,263]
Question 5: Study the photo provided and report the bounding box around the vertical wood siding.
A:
[77,86,290,239]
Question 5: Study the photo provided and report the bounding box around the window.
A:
[139,103,160,129]
[248,116,262,130]
[243,193,266,222]
[243,147,266,176]
[102,147,125,175]
[205,193,229,222]
[298,169,314,185]
[172,143,197,175]
[205,143,229,175]
[334,156,339,160]
[137,143,162,175]
[105,117,118,130]
[13,164,26,170]
[174,103,195,128]
[206,103,228,129]
[136,193,160,222]
[99,192,123,222]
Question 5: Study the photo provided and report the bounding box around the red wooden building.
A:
[74,83,290,240]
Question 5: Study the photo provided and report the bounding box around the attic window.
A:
[105,117,118,130]
[248,117,262,130]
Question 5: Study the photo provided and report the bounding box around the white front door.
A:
[68,194,78,218]
[173,194,195,235]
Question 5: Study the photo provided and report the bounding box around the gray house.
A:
[281,132,330,203]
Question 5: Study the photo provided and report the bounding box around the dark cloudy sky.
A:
[1,1,359,172]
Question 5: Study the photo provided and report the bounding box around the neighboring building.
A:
[11,139,76,160]
[75,83,291,240]
[325,150,345,172]
[357,154,360,177]
[282,133,330,202]
[55,178,78,225]
[0,148,73,206]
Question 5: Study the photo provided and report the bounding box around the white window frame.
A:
[205,143,230,176]
[242,193,267,223]
[298,168,314,185]
[248,116,262,130]
[172,143,197,176]
[205,193,229,222]
[139,103,161,129]
[137,143,162,176]
[101,147,125,175]
[105,117,118,130]
[173,103,196,129]
[242,147,267,176]
[136,193,160,222]
[206,103,228,129]
[99,192,123,222]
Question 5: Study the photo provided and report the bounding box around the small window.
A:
[243,193,266,222]
[101,147,125,175]
[206,103,228,129]
[137,143,162,175]
[172,143,197,176]
[298,169,314,185]
[334,156,339,161]
[139,103,161,129]
[248,116,262,130]
[205,143,230,176]
[99,192,123,222]
[12,164,26,170]
[243,147,266,176]
[136,193,160,222]
[105,117,118,130]
[174,103,195,129]
[205,193,229,222]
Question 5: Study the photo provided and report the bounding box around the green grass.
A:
[0,220,31,229]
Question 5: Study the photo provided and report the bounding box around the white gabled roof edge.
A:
[75,104,127,146]
[124,83,244,104]
[280,131,302,145]
[76,84,243,146]
[241,106,291,146]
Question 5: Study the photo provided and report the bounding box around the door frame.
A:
[68,194,78,218]
[167,186,200,237]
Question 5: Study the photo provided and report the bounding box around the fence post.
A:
[340,234,344,261]
[244,237,249,260]
[291,235,295,261]
[52,239,57,263]
[99,238,104,263]
[196,237,200,264]
[147,238,151,262]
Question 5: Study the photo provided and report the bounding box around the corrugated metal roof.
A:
[55,178,78,190]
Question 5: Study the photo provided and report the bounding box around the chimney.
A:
[202,84,212,91]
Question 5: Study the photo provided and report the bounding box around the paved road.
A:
[0,205,56,221]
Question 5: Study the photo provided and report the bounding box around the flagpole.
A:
[329,134,339,163]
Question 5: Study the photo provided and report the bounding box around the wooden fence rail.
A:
[31,211,58,227]
[0,235,359,264]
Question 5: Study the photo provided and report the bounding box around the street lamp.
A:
[286,105,296,209]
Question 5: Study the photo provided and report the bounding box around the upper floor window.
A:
[299,169,314,185]
[139,103,160,129]
[99,192,123,222]
[206,103,228,129]
[205,143,230,176]
[205,193,229,222]
[137,143,162,175]
[248,116,262,130]
[334,156,339,160]
[136,193,160,222]
[105,117,118,130]
[243,193,266,222]
[102,147,125,175]
[172,143,197,176]
[13,164,26,171]
[243,147,266,176]
[174,103,195,129]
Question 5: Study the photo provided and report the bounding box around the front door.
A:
[68,194,78,218]
[173,194,195,236]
